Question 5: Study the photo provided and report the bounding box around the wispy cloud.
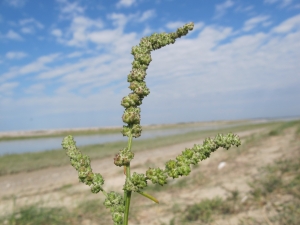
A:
[51,29,63,37]
[56,0,85,19]
[4,0,26,8]
[214,0,235,19]
[25,84,45,94]
[264,0,293,8]
[235,5,254,13]
[243,15,271,31]
[19,18,44,34]
[0,53,61,83]
[272,14,300,33]
[0,82,19,96]
[116,0,136,8]
[19,18,44,28]
[54,13,138,49]
[6,51,28,59]
[67,51,83,58]
[166,21,186,30]
[19,54,61,74]
[1,30,23,41]
[138,10,155,22]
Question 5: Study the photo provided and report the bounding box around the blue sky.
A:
[0,0,300,131]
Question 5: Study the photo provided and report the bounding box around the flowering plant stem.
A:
[124,134,132,225]
[61,22,242,225]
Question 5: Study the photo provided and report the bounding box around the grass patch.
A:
[0,198,111,225]
[268,120,300,136]
[184,197,233,223]
[0,205,72,225]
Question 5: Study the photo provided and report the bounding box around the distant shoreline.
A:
[1,116,298,140]
[0,120,243,139]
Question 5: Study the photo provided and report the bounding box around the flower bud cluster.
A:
[146,168,168,186]
[114,147,134,167]
[165,133,241,178]
[62,135,104,193]
[123,172,147,192]
[121,22,194,138]
[103,191,125,225]
[122,133,240,191]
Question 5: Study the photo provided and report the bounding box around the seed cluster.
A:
[121,22,195,138]
[122,133,241,192]
[104,191,125,225]
[62,135,104,193]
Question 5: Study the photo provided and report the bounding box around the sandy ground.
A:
[0,126,297,224]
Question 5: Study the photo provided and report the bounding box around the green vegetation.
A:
[0,199,111,225]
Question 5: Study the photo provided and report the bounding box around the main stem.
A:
[124,134,133,225]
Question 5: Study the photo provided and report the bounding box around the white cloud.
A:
[0,82,19,95]
[214,0,234,19]
[67,51,83,58]
[64,16,104,47]
[272,14,300,33]
[25,84,45,94]
[19,18,44,29]
[56,14,136,48]
[108,13,129,28]
[0,53,61,83]
[264,0,278,3]
[5,0,26,7]
[235,5,254,13]
[243,15,271,31]
[19,53,61,74]
[19,18,44,34]
[56,0,85,19]
[138,10,155,22]
[264,0,293,7]
[4,30,23,41]
[166,21,186,30]
[142,26,152,36]
[21,27,34,34]
[6,51,28,59]
[51,29,63,37]
[194,22,205,31]
[116,0,136,8]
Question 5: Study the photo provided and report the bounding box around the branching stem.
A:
[124,134,133,225]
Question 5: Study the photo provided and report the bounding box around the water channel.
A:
[0,121,267,156]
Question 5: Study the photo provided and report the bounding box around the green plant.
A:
[184,197,229,223]
[61,22,241,225]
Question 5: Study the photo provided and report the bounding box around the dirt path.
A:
[1,127,283,224]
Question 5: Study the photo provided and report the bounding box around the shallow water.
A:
[0,124,242,156]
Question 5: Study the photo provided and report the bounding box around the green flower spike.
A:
[62,135,104,193]
[146,168,168,186]
[165,133,241,179]
[104,191,125,225]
